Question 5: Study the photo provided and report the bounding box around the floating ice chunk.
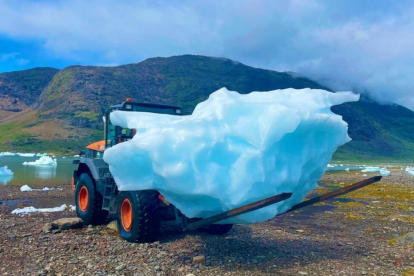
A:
[408,170,414,177]
[363,174,368,176]
[361,167,380,173]
[73,155,80,158]
[380,168,390,176]
[345,168,350,171]
[0,166,14,184]
[405,167,412,172]
[0,166,14,176]
[23,155,57,167]
[0,152,17,157]
[104,88,359,224]
[11,204,75,215]
[20,185,33,192]
[17,153,37,157]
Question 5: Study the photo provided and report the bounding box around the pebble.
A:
[115,264,127,271]
[193,255,206,264]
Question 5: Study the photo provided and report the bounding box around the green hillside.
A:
[0,55,413,161]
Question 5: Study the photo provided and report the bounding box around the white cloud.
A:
[0,0,413,109]
[0,52,30,67]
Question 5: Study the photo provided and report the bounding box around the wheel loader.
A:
[72,98,382,243]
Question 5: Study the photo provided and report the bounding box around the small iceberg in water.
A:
[23,154,57,167]
[0,166,14,184]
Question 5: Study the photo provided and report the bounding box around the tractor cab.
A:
[84,98,182,159]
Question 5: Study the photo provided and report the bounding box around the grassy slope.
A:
[0,110,101,154]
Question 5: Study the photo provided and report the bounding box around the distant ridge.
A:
[0,55,413,161]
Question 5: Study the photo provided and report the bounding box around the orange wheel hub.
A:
[121,198,133,232]
[79,186,89,212]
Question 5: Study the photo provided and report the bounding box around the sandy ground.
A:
[1,169,414,275]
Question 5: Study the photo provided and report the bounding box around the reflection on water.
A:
[27,166,57,180]
[0,175,13,185]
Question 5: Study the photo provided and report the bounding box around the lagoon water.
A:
[0,155,77,186]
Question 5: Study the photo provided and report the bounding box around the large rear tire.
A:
[75,173,108,225]
[117,190,160,243]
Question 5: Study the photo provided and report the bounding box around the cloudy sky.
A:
[0,0,413,109]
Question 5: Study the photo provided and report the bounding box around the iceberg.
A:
[0,166,14,184]
[23,154,57,167]
[103,88,359,224]
[0,166,14,176]
[361,166,380,173]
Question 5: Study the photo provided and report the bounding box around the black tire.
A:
[117,190,161,243]
[75,173,108,225]
[202,224,233,235]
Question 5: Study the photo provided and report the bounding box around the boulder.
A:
[107,220,118,231]
[395,232,414,246]
[192,255,206,264]
[42,217,83,233]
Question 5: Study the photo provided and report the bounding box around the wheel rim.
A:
[121,198,133,232]
[79,186,89,212]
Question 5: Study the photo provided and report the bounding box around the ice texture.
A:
[23,154,57,167]
[361,166,380,173]
[103,88,359,224]
[11,204,75,215]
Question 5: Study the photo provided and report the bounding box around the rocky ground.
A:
[1,169,414,275]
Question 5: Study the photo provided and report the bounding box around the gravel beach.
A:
[1,169,414,275]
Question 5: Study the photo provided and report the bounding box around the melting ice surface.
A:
[104,88,359,224]
[23,155,57,167]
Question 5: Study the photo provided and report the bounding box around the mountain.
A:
[0,55,413,161]
[0,67,58,112]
